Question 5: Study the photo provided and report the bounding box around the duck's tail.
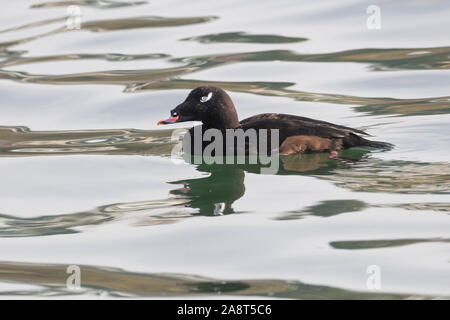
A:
[363,139,394,149]
[344,133,393,150]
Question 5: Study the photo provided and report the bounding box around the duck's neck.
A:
[203,116,240,129]
[203,100,240,129]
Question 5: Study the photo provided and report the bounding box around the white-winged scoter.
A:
[157,86,391,155]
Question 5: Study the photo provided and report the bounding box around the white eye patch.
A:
[200,92,213,103]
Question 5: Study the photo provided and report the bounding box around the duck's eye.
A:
[172,112,178,117]
[200,92,213,103]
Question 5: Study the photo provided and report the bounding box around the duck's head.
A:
[157,86,240,129]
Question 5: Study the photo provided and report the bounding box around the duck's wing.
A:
[239,113,369,138]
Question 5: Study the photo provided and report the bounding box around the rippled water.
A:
[0,0,449,299]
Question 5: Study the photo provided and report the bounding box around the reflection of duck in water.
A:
[158,86,392,157]
[169,149,369,215]
[170,164,245,215]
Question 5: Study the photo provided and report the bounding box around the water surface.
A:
[0,0,449,299]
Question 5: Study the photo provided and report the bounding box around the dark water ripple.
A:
[279,200,450,220]
[0,198,188,237]
[0,16,66,34]
[81,15,218,32]
[0,70,448,116]
[169,47,450,71]
[0,126,175,156]
[330,238,450,250]
[0,15,217,50]
[1,46,449,117]
[319,159,450,194]
[30,0,148,10]
[133,79,450,116]
[0,262,429,299]
[181,32,308,44]
[0,53,170,67]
